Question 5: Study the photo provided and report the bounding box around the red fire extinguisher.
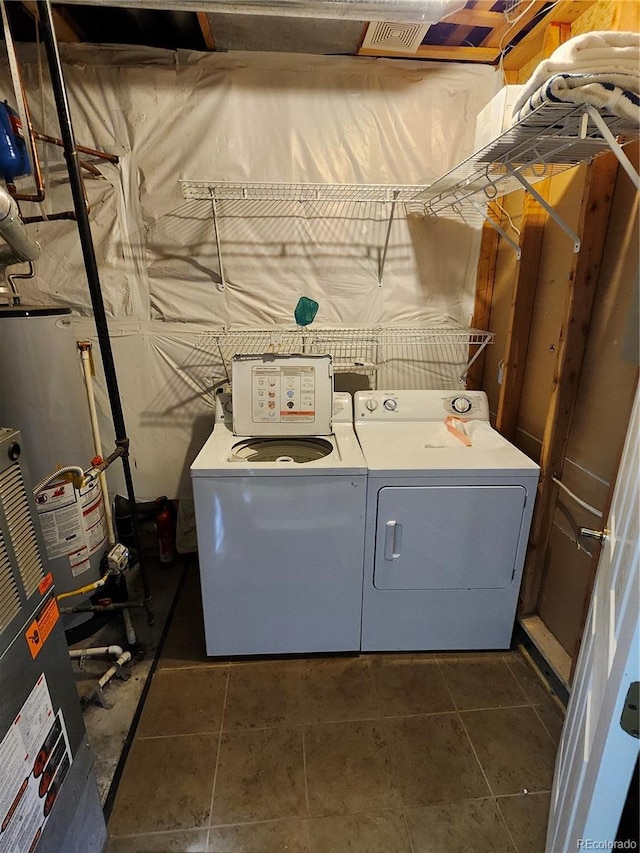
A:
[155,497,175,565]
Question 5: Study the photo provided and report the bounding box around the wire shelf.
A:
[181,181,428,205]
[194,323,494,390]
[413,102,640,224]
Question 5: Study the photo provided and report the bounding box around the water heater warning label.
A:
[35,478,106,574]
[251,366,316,423]
[0,675,72,853]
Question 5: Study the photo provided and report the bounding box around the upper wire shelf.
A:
[413,102,640,242]
[180,181,430,288]
[181,181,427,204]
[181,102,638,287]
[194,322,494,390]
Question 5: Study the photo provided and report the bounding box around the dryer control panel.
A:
[355,390,490,422]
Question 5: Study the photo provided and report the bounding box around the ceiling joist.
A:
[21,1,84,42]
[196,11,216,50]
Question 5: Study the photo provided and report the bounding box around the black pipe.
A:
[37,0,153,624]
[60,602,146,615]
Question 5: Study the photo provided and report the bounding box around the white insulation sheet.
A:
[3,45,499,499]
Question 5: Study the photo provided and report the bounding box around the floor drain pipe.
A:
[37,0,153,625]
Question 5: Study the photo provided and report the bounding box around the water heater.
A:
[0,307,105,606]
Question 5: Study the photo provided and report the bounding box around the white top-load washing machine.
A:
[354,389,540,651]
[191,354,367,656]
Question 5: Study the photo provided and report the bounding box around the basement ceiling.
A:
[4,1,595,63]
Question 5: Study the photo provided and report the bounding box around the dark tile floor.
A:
[107,565,564,853]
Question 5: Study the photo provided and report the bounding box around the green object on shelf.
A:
[294,296,319,327]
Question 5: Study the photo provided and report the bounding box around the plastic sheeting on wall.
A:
[0,46,499,498]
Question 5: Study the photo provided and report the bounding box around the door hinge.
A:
[620,682,639,739]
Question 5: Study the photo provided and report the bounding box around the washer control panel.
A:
[355,390,490,421]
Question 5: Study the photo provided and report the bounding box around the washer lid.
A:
[231,353,333,436]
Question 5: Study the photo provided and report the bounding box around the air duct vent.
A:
[362,21,430,53]
[0,463,45,598]
[0,530,20,632]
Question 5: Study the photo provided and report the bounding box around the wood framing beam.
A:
[504,21,571,83]
[519,153,619,615]
[495,182,550,440]
[502,0,596,71]
[442,0,483,48]
[467,220,499,391]
[481,0,547,50]
[21,1,84,42]
[442,8,505,30]
[520,615,572,689]
[358,44,499,62]
[196,11,216,51]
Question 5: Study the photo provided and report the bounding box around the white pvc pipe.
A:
[553,476,603,519]
[122,607,137,646]
[79,344,116,545]
[96,651,132,690]
[69,645,124,659]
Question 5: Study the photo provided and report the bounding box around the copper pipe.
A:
[33,131,119,164]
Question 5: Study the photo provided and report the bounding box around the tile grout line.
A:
[205,662,231,852]
[494,796,521,853]
[400,805,417,853]
[111,792,553,841]
[434,659,496,798]
[301,727,312,853]
[212,703,536,736]
[436,658,521,853]
[299,664,313,853]
[531,704,561,748]
[501,657,533,706]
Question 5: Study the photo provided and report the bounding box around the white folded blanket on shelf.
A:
[514,72,640,123]
[512,30,640,122]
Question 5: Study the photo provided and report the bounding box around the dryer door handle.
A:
[384,520,403,561]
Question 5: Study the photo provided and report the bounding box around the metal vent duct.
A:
[56,0,466,25]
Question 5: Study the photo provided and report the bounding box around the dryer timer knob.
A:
[452,396,472,414]
[383,398,398,411]
[365,399,378,412]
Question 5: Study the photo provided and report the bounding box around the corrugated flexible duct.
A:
[55,0,466,24]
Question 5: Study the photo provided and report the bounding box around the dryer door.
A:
[373,485,526,590]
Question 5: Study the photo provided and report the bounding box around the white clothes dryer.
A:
[354,390,539,651]
[191,355,367,657]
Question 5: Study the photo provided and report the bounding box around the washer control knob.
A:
[452,396,472,414]
[365,399,378,412]
[383,398,398,412]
